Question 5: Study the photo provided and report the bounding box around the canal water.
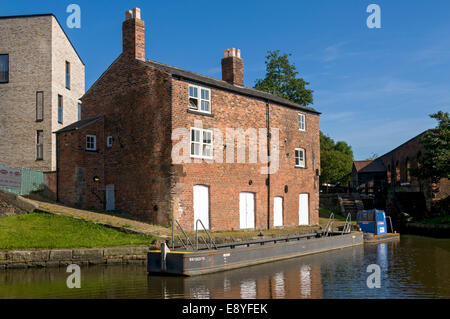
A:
[1,235,449,299]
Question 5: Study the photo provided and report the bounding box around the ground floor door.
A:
[299,193,309,225]
[193,185,209,230]
[105,184,115,211]
[240,192,255,229]
[273,196,283,227]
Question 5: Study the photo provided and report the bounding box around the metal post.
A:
[171,219,175,249]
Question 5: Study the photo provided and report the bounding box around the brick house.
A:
[351,130,449,213]
[55,8,321,231]
[0,14,85,172]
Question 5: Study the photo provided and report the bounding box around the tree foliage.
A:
[410,111,450,183]
[320,132,354,185]
[254,50,353,185]
[254,50,313,106]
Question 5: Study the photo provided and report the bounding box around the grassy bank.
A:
[0,213,153,250]
[418,215,450,225]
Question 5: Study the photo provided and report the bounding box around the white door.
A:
[194,185,209,230]
[105,184,115,211]
[299,193,309,225]
[273,197,283,227]
[239,192,255,229]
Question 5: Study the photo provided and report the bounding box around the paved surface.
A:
[29,200,172,238]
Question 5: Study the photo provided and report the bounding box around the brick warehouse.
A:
[55,8,321,231]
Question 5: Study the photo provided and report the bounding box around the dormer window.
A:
[189,84,211,114]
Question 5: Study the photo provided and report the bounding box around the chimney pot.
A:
[222,48,244,86]
[122,8,145,61]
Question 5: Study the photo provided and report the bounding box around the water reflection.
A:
[0,235,449,299]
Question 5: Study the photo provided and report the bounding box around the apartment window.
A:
[189,85,211,113]
[298,113,306,131]
[65,61,70,90]
[78,103,82,121]
[0,54,8,83]
[36,130,44,160]
[295,148,306,168]
[190,128,213,159]
[36,91,44,121]
[86,135,97,151]
[58,95,63,124]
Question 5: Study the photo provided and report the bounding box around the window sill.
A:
[85,149,98,153]
[36,119,43,123]
[190,155,213,160]
[295,166,307,169]
[36,159,43,161]
[187,109,214,117]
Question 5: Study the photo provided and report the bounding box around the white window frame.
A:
[190,127,213,159]
[86,135,97,151]
[298,113,306,131]
[189,84,211,114]
[295,148,306,168]
[106,136,113,148]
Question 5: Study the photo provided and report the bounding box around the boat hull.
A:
[148,232,363,276]
[363,232,400,244]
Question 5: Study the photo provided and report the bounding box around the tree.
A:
[254,50,313,106]
[366,153,379,160]
[254,51,353,186]
[410,111,450,183]
[320,132,354,185]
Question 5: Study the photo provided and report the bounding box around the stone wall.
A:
[0,246,148,269]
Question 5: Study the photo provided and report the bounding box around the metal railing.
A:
[386,216,395,233]
[342,213,352,235]
[195,219,217,250]
[323,212,335,237]
[172,219,194,250]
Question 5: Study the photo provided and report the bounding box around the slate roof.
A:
[353,160,386,173]
[54,115,103,134]
[142,60,320,115]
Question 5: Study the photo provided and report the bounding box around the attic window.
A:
[189,84,211,114]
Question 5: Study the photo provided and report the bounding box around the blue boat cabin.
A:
[356,209,388,235]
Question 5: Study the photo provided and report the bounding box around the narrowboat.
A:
[356,209,400,243]
[148,228,363,276]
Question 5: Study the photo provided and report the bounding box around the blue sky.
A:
[2,0,449,160]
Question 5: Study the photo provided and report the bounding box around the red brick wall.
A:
[43,171,57,201]
[57,118,105,210]
[170,77,320,231]
[57,55,320,230]
[59,56,173,224]
[379,135,422,187]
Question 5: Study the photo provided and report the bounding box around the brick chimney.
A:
[122,8,145,61]
[221,48,244,86]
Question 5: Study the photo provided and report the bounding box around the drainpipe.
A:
[56,134,59,202]
[266,100,270,230]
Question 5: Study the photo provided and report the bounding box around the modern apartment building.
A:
[0,14,85,172]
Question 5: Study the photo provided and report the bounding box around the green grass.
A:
[319,208,356,226]
[419,215,450,225]
[0,213,153,250]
